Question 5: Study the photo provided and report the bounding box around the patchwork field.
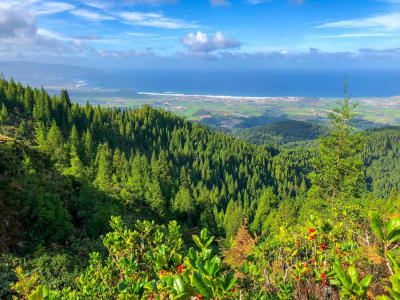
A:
[55,88,400,129]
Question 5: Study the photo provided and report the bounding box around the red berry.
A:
[197,293,203,299]
[309,228,316,233]
[305,264,309,268]
[311,258,316,263]
[296,240,301,247]
[178,265,185,273]
[321,273,326,279]
[323,280,327,286]
[232,287,236,293]
[310,235,316,240]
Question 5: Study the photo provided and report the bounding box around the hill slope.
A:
[232,119,327,145]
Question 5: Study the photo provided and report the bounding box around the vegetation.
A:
[232,120,326,145]
[0,77,399,299]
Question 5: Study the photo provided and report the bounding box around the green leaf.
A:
[29,286,44,300]
[387,251,400,274]
[196,261,207,275]
[386,287,400,299]
[162,276,174,287]
[144,280,157,291]
[188,248,196,262]
[333,262,351,287]
[193,272,212,298]
[173,275,185,294]
[118,281,127,292]
[348,266,358,284]
[387,229,400,244]
[359,275,373,288]
[192,235,203,249]
[387,217,400,240]
[369,211,384,240]
[173,292,191,300]
[200,228,208,241]
[204,236,215,248]
[224,273,236,291]
[209,256,221,276]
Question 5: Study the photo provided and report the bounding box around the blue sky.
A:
[2,0,400,70]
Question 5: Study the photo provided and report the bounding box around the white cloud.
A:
[0,4,88,57]
[210,0,231,7]
[127,32,156,36]
[95,48,154,57]
[5,1,75,14]
[316,13,400,31]
[119,11,198,29]
[80,0,108,9]
[33,2,74,15]
[181,31,241,53]
[79,0,176,8]
[0,4,36,38]
[70,9,115,21]
[320,33,393,38]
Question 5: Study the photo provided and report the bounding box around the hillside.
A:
[232,119,327,145]
[0,78,399,299]
[0,78,312,250]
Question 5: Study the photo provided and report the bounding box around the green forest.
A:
[0,77,399,299]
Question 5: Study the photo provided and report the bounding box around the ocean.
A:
[88,69,400,98]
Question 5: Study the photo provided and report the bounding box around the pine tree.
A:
[94,143,114,192]
[24,87,34,114]
[0,103,8,124]
[387,186,399,212]
[145,178,166,217]
[173,184,194,217]
[69,124,81,156]
[309,82,365,203]
[47,122,65,161]
[82,129,94,164]
[19,120,27,136]
[251,187,277,233]
[223,200,244,240]
[64,150,85,179]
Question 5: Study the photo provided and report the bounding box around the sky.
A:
[1,0,400,70]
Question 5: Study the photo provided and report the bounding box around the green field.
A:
[67,90,400,129]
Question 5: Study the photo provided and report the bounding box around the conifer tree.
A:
[19,120,27,136]
[24,87,34,114]
[47,122,65,161]
[94,143,114,192]
[309,82,365,203]
[145,178,166,217]
[0,103,8,124]
[64,150,85,179]
[251,187,277,233]
[69,124,81,156]
[387,186,399,211]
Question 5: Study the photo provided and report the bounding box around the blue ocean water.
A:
[89,69,400,98]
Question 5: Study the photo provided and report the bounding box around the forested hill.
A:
[0,77,311,252]
[230,119,400,199]
[232,120,327,145]
[1,77,400,299]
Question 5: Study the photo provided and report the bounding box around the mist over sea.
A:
[88,69,400,98]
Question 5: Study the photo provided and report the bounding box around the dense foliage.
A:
[232,120,326,145]
[0,77,399,299]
